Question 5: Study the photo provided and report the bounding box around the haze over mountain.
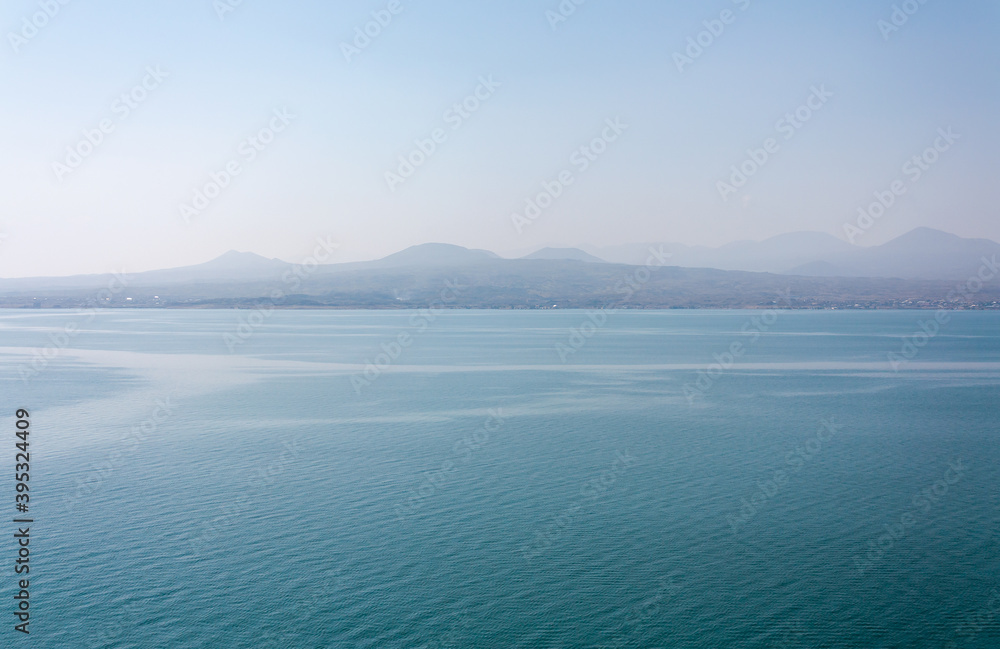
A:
[583,228,1000,281]
[370,243,500,268]
[129,250,292,284]
[0,250,293,293]
[521,248,606,263]
[0,228,996,310]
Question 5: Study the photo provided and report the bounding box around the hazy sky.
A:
[1,0,997,277]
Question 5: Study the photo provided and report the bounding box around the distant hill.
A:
[835,228,1000,280]
[372,243,499,268]
[0,250,292,294]
[521,247,606,263]
[716,232,855,273]
[586,228,1000,281]
[134,251,291,284]
[190,250,289,273]
[585,231,854,273]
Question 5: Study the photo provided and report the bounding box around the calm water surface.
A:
[1,309,998,648]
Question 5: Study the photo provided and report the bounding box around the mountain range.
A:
[0,228,997,310]
[581,228,1000,280]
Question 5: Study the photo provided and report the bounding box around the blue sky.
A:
[1,0,997,276]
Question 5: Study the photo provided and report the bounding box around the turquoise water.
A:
[1,309,998,648]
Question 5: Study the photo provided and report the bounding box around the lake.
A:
[1,309,998,648]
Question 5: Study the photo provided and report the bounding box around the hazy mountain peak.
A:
[586,229,999,279]
[880,227,966,248]
[376,243,499,267]
[199,250,287,269]
[521,247,606,263]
